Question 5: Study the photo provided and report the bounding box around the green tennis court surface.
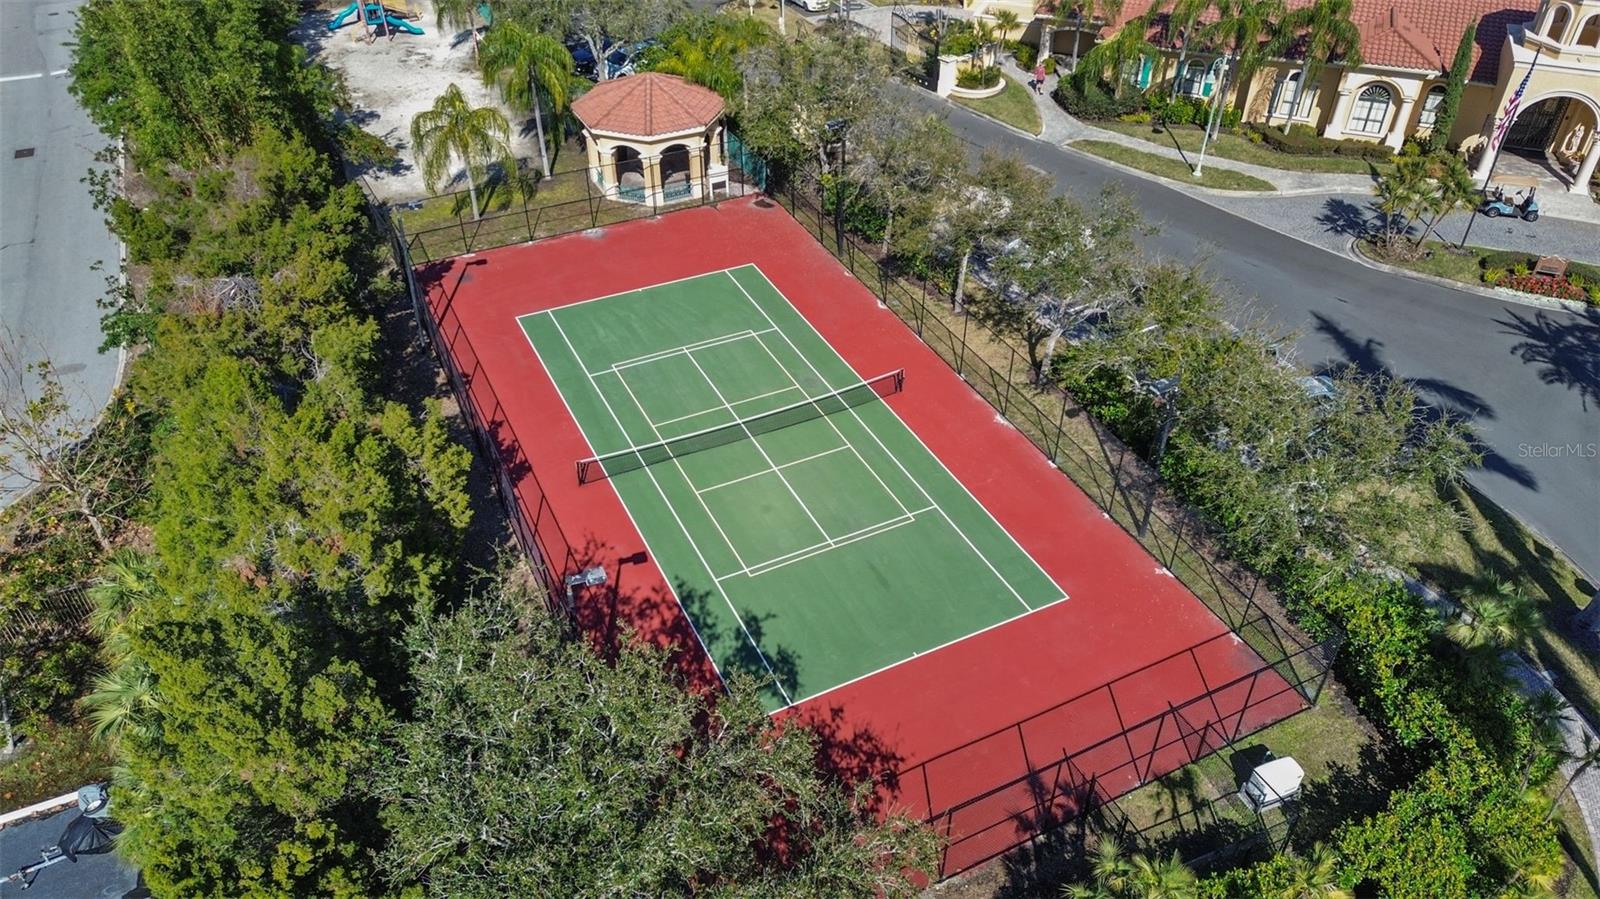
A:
[520,265,1066,710]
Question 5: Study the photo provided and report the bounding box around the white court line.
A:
[606,357,755,574]
[649,384,802,430]
[749,331,914,520]
[680,348,834,544]
[726,267,1055,611]
[542,311,793,705]
[696,445,852,495]
[726,505,938,582]
[596,327,777,376]
[516,316,729,692]
[518,265,752,318]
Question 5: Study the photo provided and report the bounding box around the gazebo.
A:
[572,73,730,207]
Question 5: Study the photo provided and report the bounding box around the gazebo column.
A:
[689,138,706,195]
[586,137,603,191]
[602,143,619,198]
[710,125,725,167]
[644,151,662,207]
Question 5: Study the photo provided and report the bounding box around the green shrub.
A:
[1482,266,1505,284]
[1012,42,1037,69]
[1053,78,1142,120]
[1118,111,1151,124]
[956,65,1002,89]
[1043,57,1057,75]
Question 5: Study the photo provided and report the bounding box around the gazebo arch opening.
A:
[660,144,693,201]
[613,146,646,201]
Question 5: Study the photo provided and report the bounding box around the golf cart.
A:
[1479,174,1540,222]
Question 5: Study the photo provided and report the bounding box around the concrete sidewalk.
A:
[987,54,1600,262]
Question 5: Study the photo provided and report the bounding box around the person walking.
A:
[1032,61,1046,94]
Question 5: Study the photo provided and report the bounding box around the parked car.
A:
[602,40,655,79]
[789,0,830,11]
[567,37,614,79]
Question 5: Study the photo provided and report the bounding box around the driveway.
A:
[0,0,122,504]
[902,85,1600,580]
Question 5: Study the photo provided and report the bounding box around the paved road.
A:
[0,0,121,503]
[0,805,141,898]
[904,86,1600,580]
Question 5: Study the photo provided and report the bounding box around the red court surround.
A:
[417,197,1306,875]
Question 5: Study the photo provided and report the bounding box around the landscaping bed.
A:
[1095,120,1391,176]
[1070,140,1276,191]
[952,74,1042,135]
[1360,239,1600,308]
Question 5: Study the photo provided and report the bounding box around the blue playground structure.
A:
[328,2,424,36]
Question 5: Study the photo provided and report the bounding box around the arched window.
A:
[1578,15,1600,46]
[1348,84,1393,134]
[1274,71,1302,118]
[1418,85,1448,129]
[1545,4,1572,41]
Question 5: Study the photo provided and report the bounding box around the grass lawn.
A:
[1110,695,1381,858]
[0,719,116,814]
[1096,120,1392,177]
[1403,481,1600,736]
[1070,140,1276,191]
[953,75,1042,135]
[1550,780,1600,899]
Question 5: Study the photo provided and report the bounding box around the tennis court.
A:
[520,264,1068,710]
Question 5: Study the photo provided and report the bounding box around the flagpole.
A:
[1459,47,1542,249]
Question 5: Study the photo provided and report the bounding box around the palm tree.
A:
[649,16,770,100]
[1200,0,1286,135]
[1060,0,1128,73]
[1276,843,1351,898]
[411,83,516,220]
[1410,153,1477,250]
[1447,579,1543,655]
[971,18,999,69]
[1063,838,1198,898]
[80,662,158,745]
[87,549,157,662]
[1166,0,1213,100]
[435,0,486,57]
[1077,16,1158,99]
[480,23,573,181]
[993,8,1022,48]
[1269,0,1361,133]
[1519,691,1570,793]
[1547,732,1600,823]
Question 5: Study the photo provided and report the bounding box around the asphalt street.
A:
[903,86,1600,580]
[0,0,121,503]
[0,805,140,898]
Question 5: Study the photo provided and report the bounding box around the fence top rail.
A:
[903,613,1329,785]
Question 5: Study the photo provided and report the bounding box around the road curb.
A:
[1058,140,1281,197]
[1346,238,1595,315]
[0,791,78,830]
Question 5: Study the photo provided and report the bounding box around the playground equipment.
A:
[328,2,424,37]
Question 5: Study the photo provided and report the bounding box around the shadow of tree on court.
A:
[789,703,910,816]
[674,580,802,704]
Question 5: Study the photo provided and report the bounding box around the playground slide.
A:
[328,1,360,30]
[327,2,425,35]
[382,14,424,34]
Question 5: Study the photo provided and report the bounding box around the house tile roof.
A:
[571,73,725,138]
[1076,0,1539,81]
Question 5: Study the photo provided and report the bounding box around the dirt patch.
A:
[294,0,542,203]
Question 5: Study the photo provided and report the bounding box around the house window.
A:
[1545,4,1572,41]
[1178,58,1218,97]
[1418,85,1446,128]
[1123,54,1154,89]
[1274,71,1312,118]
[1348,84,1393,134]
[1579,15,1600,46]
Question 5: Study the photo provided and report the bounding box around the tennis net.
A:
[577,369,905,484]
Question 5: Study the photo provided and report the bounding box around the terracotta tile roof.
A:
[1087,0,1538,81]
[572,73,725,138]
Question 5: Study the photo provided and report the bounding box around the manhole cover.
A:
[14,148,35,159]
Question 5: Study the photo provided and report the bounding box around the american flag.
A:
[1491,62,1535,151]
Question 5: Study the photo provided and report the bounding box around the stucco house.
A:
[971,0,1600,194]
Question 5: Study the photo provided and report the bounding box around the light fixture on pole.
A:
[563,565,608,614]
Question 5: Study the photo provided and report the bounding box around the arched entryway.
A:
[613,146,646,201]
[1476,92,1600,194]
[659,144,692,202]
